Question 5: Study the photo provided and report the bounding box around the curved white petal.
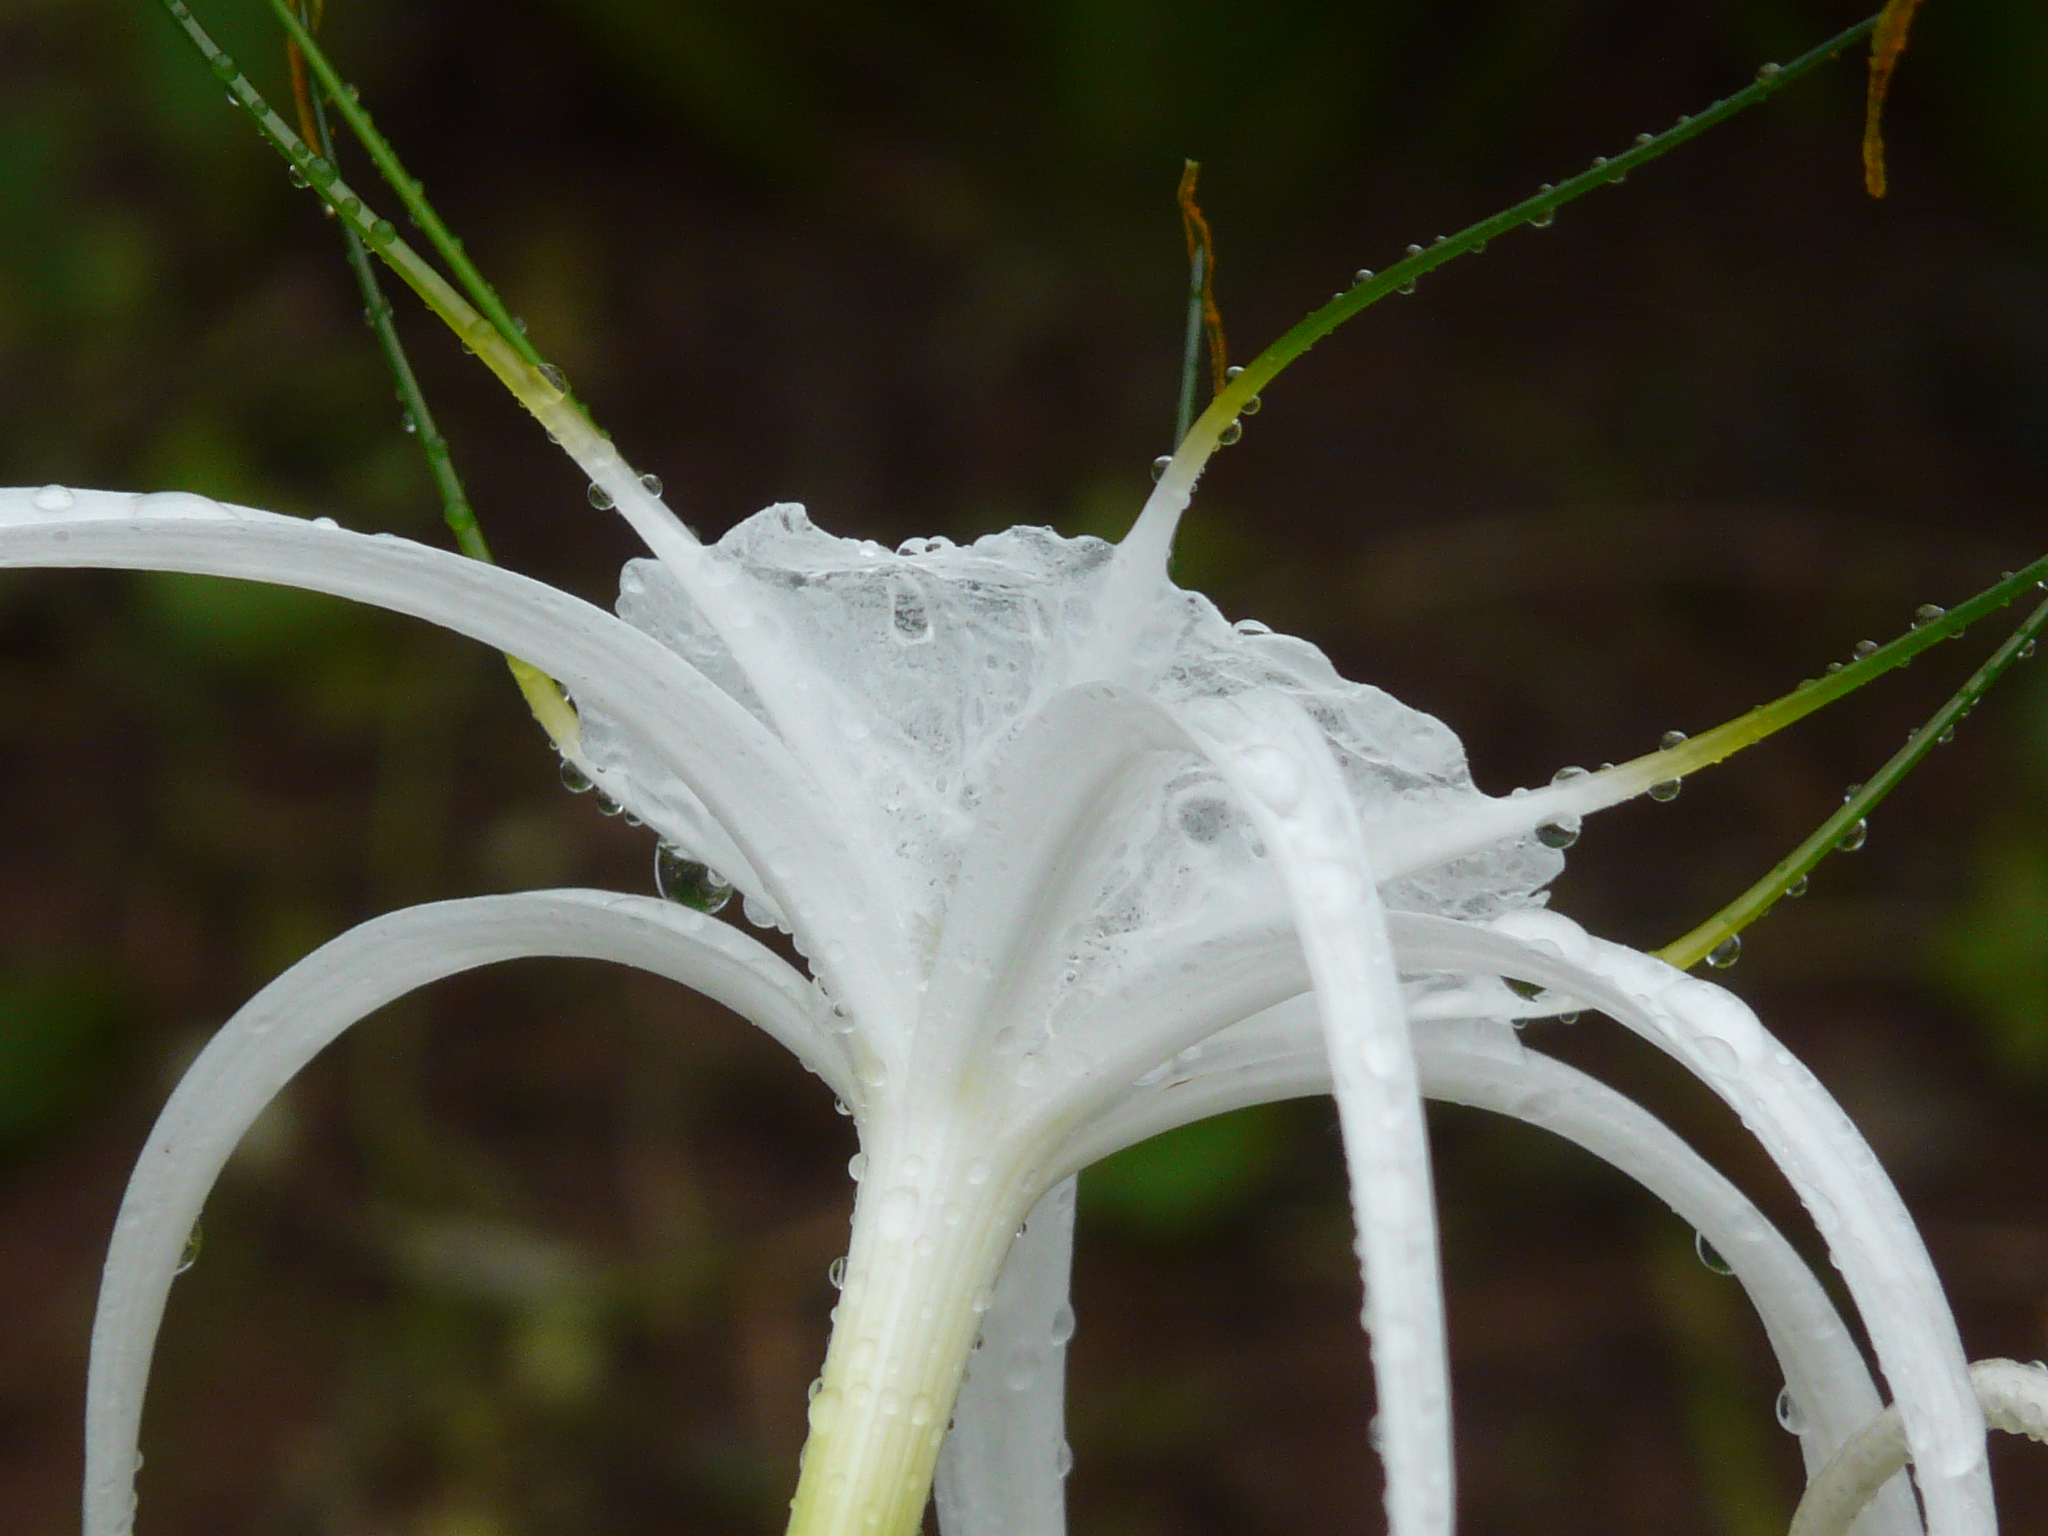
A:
[920,684,1194,1090]
[1792,1360,2048,1536]
[1186,691,1452,1536]
[86,890,840,1536]
[1391,909,1991,1536]
[933,1179,1079,1536]
[0,488,917,1026]
[1066,1006,1919,1536]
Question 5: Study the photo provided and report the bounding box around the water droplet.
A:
[588,482,616,511]
[1660,729,1688,751]
[175,1217,203,1276]
[538,363,567,393]
[1150,455,1172,483]
[2022,638,2039,660]
[910,1394,935,1427]
[31,485,74,513]
[1056,1442,1075,1477]
[828,1256,847,1289]
[1398,278,1417,294]
[1912,603,1946,628]
[1843,783,1864,801]
[1556,1010,1581,1025]
[1591,155,1610,171]
[1705,935,1742,969]
[1225,365,1244,380]
[1530,207,1555,228]
[307,157,336,186]
[879,1388,904,1418]
[559,758,592,794]
[970,1285,994,1315]
[966,1159,991,1187]
[1836,818,1869,852]
[1353,269,1374,285]
[1775,1386,1805,1434]
[807,1376,824,1402]
[1405,244,1425,258]
[1785,874,1809,898]
[1853,639,1879,660]
[1242,394,1262,415]
[369,218,396,245]
[1634,132,1654,147]
[1217,420,1243,446]
[640,472,663,496]
[1535,820,1579,850]
[1695,1232,1735,1275]
[1937,723,1955,745]
[1825,661,1844,674]
[833,1097,853,1116]
[1551,764,1589,784]
[655,843,733,913]
[1756,61,1783,81]
[1648,778,1682,803]
[595,791,624,817]
[1050,1304,1076,1345]
[209,52,237,80]
[847,1152,868,1181]
[1006,1361,1036,1392]
[288,165,310,188]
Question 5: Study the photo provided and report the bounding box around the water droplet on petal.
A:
[1050,1304,1076,1345]
[588,482,616,511]
[2021,638,2038,660]
[1225,365,1244,380]
[640,472,663,496]
[1775,1386,1805,1434]
[1217,420,1243,446]
[1836,818,1869,852]
[1853,639,1879,661]
[655,843,733,913]
[595,791,624,817]
[1535,820,1579,850]
[1150,456,1172,483]
[31,485,74,512]
[1551,764,1589,784]
[1785,875,1809,898]
[847,1152,868,1181]
[966,1159,991,1187]
[1634,132,1654,147]
[559,758,593,794]
[175,1217,203,1276]
[538,363,567,393]
[1648,778,1682,803]
[1660,729,1688,751]
[1353,269,1374,284]
[1756,61,1783,81]
[1056,1441,1075,1476]
[828,1256,847,1289]
[1705,934,1742,969]
[288,165,310,188]
[1912,603,1946,628]
[1695,1232,1735,1275]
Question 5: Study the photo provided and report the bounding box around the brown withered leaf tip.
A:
[1176,160,1229,396]
[1864,0,1926,199]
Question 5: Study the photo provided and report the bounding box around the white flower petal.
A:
[934,1179,1079,1536]
[85,890,839,1536]
[921,683,1193,1088]
[1059,1009,1918,1536]
[1186,690,1452,1536]
[0,488,917,1025]
[1396,909,1992,1536]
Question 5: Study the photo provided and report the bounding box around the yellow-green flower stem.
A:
[262,0,547,379]
[1126,10,1881,572]
[1658,590,2048,970]
[788,1118,1042,1536]
[1381,555,2048,883]
[150,0,702,756]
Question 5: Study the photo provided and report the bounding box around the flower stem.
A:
[788,1123,1036,1536]
[1657,592,2048,970]
[1122,11,1882,566]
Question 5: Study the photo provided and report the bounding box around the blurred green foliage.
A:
[1081,1104,1294,1240]
[0,963,130,1157]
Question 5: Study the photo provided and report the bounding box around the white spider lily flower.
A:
[0,483,1990,1536]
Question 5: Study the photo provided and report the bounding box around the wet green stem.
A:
[1658,590,2048,970]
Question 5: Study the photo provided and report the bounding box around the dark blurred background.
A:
[1,1,2046,1533]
